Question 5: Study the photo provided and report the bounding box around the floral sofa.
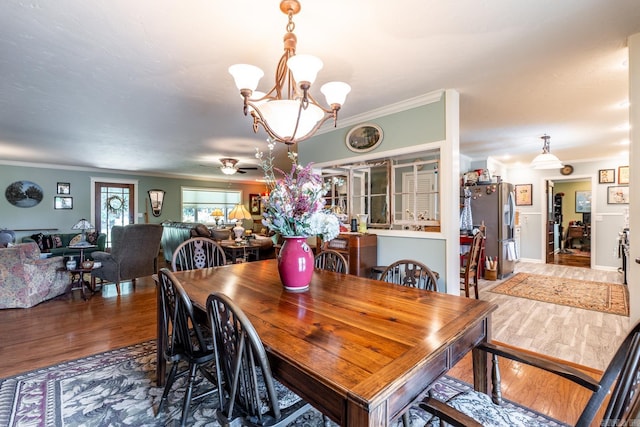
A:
[0,242,68,309]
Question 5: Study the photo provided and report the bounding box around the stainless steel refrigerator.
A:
[466,182,516,278]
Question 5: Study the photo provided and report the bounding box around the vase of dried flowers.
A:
[256,144,340,291]
[277,237,314,292]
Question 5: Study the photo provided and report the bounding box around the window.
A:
[323,173,348,215]
[318,148,440,232]
[350,162,389,225]
[181,187,241,224]
[392,159,439,230]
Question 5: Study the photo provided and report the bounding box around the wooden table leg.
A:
[155,277,166,387]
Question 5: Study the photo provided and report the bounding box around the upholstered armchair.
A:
[91,224,163,293]
[0,242,68,308]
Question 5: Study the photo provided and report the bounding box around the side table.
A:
[67,244,97,263]
[221,242,260,263]
[58,267,96,300]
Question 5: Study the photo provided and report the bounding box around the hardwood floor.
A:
[0,266,612,426]
[553,250,591,268]
[0,279,157,378]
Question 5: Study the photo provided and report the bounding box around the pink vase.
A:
[278,236,314,291]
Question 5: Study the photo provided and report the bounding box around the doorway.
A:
[546,178,592,268]
[92,179,138,248]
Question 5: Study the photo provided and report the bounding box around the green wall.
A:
[0,164,266,242]
[298,95,446,164]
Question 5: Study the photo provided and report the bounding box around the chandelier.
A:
[228,0,351,144]
[530,134,563,169]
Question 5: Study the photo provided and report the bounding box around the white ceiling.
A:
[0,1,637,181]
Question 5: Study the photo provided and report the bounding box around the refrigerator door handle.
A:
[507,191,516,227]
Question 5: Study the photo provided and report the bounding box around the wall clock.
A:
[560,165,574,175]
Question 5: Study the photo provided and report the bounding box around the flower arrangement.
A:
[256,145,340,242]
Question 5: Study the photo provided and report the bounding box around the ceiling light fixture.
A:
[220,159,238,175]
[530,134,563,170]
[229,0,351,145]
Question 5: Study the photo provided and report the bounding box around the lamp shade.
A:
[221,166,237,175]
[531,153,563,169]
[321,81,351,106]
[211,208,224,217]
[228,204,252,221]
[229,64,264,91]
[259,100,324,140]
[286,54,323,85]
[72,219,94,231]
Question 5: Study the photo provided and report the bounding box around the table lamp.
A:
[210,208,224,228]
[71,218,95,246]
[228,204,252,241]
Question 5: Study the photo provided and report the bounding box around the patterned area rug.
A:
[0,340,567,426]
[491,273,629,316]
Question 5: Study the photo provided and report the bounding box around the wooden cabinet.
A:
[546,221,555,263]
[324,233,377,277]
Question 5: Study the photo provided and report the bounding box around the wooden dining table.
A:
[156,259,497,427]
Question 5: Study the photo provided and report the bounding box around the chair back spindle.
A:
[380,259,439,291]
[314,250,348,274]
[171,237,226,271]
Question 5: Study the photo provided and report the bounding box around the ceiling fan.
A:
[219,158,258,175]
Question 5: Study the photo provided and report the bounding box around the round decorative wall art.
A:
[107,195,125,214]
[345,123,383,153]
[5,180,44,208]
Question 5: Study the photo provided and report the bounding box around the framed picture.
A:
[57,182,70,194]
[598,169,615,184]
[249,193,262,215]
[607,186,629,204]
[514,184,533,206]
[618,166,629,185]
[54,196,73,209]
[575,191,591,213]
[5,180,44,208]
[345,123,383,153]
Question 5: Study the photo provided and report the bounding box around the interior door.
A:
[545,180,555,263]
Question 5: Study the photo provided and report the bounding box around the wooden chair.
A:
[156,268,218,427]
[380,259,439,291]
[417,321,640,426]
[206,292,312,427]
[171,237,226,271]
[314,249,348,274]
[460,230,485,299]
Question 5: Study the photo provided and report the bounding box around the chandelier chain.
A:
[286,9,295,33]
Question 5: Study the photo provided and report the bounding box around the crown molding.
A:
[317,89,445,134]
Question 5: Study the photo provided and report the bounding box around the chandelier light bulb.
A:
[321,81,351,106]
[229,64,264,92]
[287,54,323,86]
